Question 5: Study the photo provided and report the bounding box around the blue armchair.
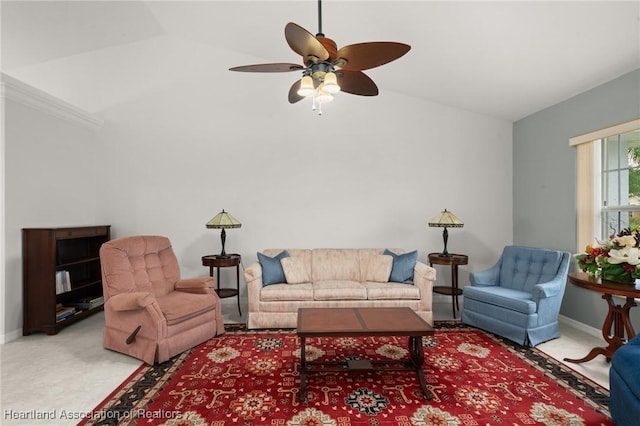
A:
[610,333,640,425]
[461,245,571,346]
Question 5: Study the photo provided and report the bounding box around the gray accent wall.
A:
[514,69,640,330]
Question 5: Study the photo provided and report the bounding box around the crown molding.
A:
[1,73,103,131]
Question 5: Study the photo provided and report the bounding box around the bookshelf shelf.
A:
[22,225,111,335]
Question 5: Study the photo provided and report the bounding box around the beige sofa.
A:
[244,248,436,329]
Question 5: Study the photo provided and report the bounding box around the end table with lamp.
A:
[205,209,243,315]
[202,254,242,315]
[428,252,468,319]
[428,209,465,319]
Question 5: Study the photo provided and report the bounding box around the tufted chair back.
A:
[497,246,563,293]
[100,235,180,300]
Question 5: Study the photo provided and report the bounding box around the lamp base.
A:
[439,228,450,257]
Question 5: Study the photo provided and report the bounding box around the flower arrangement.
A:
[576,228,640,284]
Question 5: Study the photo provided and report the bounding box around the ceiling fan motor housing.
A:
[316,36,338,60]
[309,62,334,83]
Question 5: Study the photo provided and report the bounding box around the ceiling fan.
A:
[229,0,411,114]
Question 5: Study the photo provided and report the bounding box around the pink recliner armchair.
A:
[100,235,225,364]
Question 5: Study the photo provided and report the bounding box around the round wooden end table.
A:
[202,254,242,315]
[428,252,468,319]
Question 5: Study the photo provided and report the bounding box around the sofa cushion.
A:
[257,250,290,286]
[281,257,311,284]
[313,280,367,300]
[365,254,393,282]
[384,249,417,284]
[312,249,362,282]
[364,282,421,300]
[260,283,314,301]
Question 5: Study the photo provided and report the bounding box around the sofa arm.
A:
[107,292,155,311]
[244,261,263,313]
[175,277,216,294]
[414,261,435,311]
[245,261,262,282]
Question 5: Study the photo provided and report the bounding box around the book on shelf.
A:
[56,306,76,322]
[55,270,71,294]
[64,295,104,310]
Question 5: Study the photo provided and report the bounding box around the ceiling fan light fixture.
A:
[316,87,334,103]
[323,71,340,94]
[297,75,315,97]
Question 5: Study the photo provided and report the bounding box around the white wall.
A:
[2,79,101,341]
[94,66,513,297]
[2,39,513,340]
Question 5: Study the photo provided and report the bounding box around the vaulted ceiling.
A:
[2,1,639,121]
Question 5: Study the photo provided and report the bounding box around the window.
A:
[572,119,640,251]
[600,130,640,238]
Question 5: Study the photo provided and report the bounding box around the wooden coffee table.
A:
[296,307,434,402]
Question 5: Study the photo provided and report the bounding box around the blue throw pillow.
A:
[257,250,290,286]
[383,249,417,284]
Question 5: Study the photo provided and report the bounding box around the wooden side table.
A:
[202,254,242,315]
[564,271,640,363]
[428,252,468,319]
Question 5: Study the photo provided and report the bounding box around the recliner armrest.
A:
[107,292,154,311]
[175,277,216,294]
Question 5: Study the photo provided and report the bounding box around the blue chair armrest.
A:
[532,252,571,301]
[470,263,500,286]
[533,280,564,299]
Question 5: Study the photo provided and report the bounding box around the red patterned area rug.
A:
[80,323,612,426]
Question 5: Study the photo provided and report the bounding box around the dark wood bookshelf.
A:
[22,225,111,335]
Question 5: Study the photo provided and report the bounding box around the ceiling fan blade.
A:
[288,80,305,104]
[337,70,378,96]
[337,42,411,71]
[229,63,304,72]
[285,22,329,62]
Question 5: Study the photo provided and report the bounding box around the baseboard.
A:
[0,328,21,344]
[558,314,601,339]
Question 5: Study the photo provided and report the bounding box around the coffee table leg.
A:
[299,336,307,402]
[409,336,431,400]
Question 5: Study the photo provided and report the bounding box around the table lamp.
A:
[206,209,242,258]
[428,209,463,256]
